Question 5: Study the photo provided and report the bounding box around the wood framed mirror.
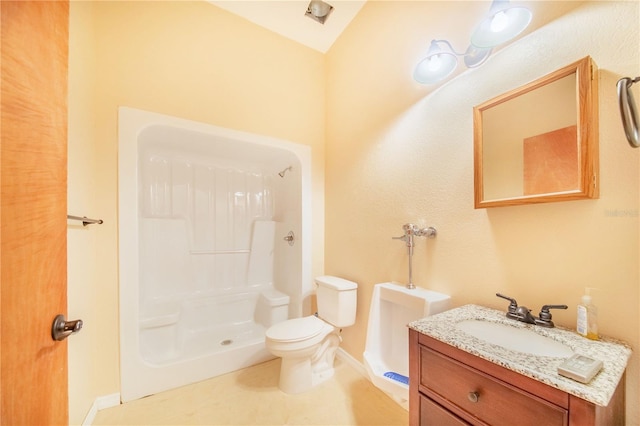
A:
[473,56,599,208]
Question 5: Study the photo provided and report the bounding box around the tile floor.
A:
[93,358,408,425]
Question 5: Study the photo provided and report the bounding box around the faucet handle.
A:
[496,293,518,314]
[539,304,568,321]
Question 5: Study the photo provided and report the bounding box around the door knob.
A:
[51,314,83,341]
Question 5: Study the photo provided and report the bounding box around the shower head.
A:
[278,166,292,178]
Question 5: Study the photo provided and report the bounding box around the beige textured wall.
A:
[326,1,639,423]
[68,1,325,422]
[68,0,639,423]
[68,3,100,424]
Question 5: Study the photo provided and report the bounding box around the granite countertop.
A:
[408,304,632,407]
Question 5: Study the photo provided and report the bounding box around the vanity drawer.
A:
[420,394,470,426]
[420,346,568,426]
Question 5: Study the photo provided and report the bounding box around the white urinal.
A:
[363,282,450,409]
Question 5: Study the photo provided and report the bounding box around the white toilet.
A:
[265,275,357,394]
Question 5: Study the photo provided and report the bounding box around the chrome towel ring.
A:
[617,76,640,148]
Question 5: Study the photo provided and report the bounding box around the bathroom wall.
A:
[325,1,639,423]
[67,1,325,423]
[67,0,639,423]
[67,2,100,423]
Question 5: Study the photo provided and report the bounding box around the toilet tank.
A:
[315,276,358,327]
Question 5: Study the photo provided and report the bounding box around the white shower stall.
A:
[118,107,312,402]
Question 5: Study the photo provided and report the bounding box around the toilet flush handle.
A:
[417,226,437,239]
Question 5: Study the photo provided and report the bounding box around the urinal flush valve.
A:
[393,223,436,250]
[392,223,437,289]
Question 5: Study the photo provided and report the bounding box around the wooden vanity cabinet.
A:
[409,329,625,426]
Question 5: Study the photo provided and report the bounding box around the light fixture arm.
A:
[431,40,491,69]
[431,39,466,57]
[413,39,492,85]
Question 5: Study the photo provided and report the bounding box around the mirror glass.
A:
[474,56,598,208]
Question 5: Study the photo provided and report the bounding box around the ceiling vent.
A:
[305,0,334,25]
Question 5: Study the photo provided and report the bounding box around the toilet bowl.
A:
[364,282,450,408]
[266,316,338,394]
[265,276,357,394]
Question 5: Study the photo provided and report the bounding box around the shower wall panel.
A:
[140,151,275,297]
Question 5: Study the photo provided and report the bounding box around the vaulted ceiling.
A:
[208,0,367,53]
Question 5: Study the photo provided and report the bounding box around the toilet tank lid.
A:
[315,276,357,290]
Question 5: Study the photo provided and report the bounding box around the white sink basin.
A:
[456,319,574,358]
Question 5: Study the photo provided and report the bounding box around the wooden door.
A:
[1,1,70,424]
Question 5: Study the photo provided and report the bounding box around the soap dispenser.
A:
[577,288,598,340]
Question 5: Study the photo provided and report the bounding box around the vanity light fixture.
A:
[471,0,532,48]
[413,40,492,85]
[305,0,334,25]
[413,0,531,85]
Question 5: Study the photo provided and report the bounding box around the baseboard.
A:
[336,347,368,378]
[82,393,120,426]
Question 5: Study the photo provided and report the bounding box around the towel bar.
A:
[67,215,103,226]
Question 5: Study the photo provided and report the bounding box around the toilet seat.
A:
[266,316,328,343]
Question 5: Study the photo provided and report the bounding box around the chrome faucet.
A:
[496,293,567,328]
[392,223,437,289]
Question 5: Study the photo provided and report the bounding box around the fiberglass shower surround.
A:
[118,107,311,402]
[139,154,277,363]
[140,149,276,303]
